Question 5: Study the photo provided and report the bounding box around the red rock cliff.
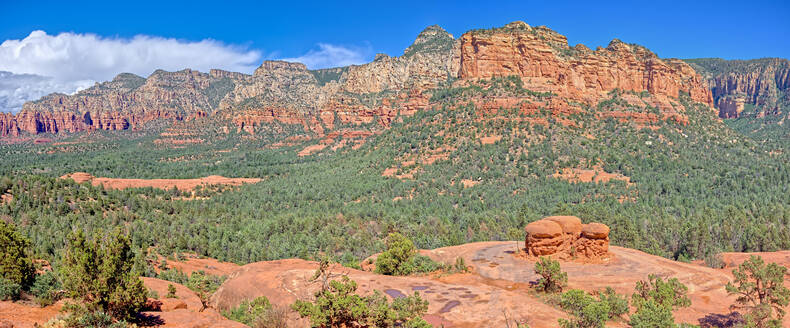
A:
[458,21,713,107]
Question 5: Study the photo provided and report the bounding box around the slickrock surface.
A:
[209,242,763,327]
[5,243,790,327]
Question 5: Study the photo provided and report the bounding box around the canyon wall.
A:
[686,58,790,118]
[3,22,722,139]
[458,21,712,107]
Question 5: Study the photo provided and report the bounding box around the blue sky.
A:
[0,0,788,112]
[3,0,788,60]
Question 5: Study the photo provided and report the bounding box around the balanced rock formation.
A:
[524,216,610,260]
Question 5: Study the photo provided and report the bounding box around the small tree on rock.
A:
[629,274,691,328]
[725,255,790,327]
[293,258,430,328]
[534,256,567,293]
[166,284,177,298]
[375,232,417,276]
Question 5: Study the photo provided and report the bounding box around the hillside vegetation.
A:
[1,78,789,267]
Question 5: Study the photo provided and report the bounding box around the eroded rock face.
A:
[2,70,220,136]
[686,58,790,118]
[578,223,610,258]
[524,216,610,260]
[458,22,713,107]
[3,22,719,139]
[524,220,564,256]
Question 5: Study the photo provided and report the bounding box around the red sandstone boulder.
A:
[582,223,610,239]
[545,216,582,235]
[577,223,611,258]
[524,220,564,256]
[545,216,583,254]
[524,220,562,238]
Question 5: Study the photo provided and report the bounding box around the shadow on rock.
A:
[698,312,744,328]
[136,313,166,327]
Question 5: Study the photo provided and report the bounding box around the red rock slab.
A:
[211,259,567,328]
[141,309,247,328]
[0,300,62,328]
[143,277,203,312]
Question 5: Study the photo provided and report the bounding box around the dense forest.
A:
[1,77,789,267]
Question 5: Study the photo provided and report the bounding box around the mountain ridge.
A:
[2,22,778,141]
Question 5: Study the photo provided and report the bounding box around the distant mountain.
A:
[685,57,790,140]
[2,21,712,140]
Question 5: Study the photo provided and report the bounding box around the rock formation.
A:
[524,216,610,260]
[686,58,790,118]
[2,22,718,139]
[458,21,712,108]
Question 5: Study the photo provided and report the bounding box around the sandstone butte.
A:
[1,21,717,140]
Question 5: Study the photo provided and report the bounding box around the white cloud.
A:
[0,71,93,113]
[282,43,370,69]
[0,30,262,113]
[0,30,262,82]
[0,30,373,113]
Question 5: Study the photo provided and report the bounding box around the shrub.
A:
[185,270,225,311]
[628,299,675,328]
[60,229,148,321]
[157,268,189,284]
[61,310,131,328]
[0,277,21,301]
[534,256,567,293]
[726,255,790,327]
[629,274,691,327]
[166,284,177,298]
[631,274,691,311]
[293,260,429,328]
[452,257,469,273]
[375,232,417,276]
[223,296,287,328]
[703,250,725,269]
[408,254,441,274]
[597,287,628,318]
[31,271,63,306]
[557,288,627,328]
[0,221,35,287]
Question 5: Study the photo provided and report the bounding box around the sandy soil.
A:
[60,172,261,192]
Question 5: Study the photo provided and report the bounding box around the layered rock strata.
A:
[3,22,718,139]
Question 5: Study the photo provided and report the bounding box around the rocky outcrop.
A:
[524,216,610,260]
[686,58,790,118]
[3,22,721,139]
[578,223,611,258]
[1,70,228,136]
[524,219,565,256]
[459,21,712,108]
